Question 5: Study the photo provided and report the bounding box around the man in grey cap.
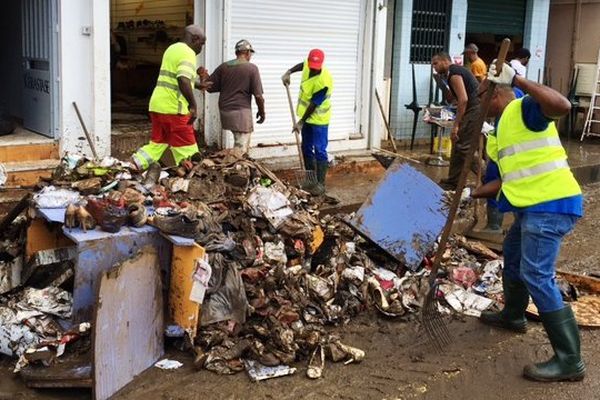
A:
[205,39,265,153]
[463,43,487,83]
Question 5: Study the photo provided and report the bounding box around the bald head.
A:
[480,81,516,118]
[183,25,206,54]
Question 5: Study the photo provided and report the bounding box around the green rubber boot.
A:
[523,306,585,382]
[482,205,504,232]
[480,276,529,333]
[309,160,328,196]
[301,157,317,192]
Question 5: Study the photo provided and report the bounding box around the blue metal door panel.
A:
[22,0,58,137]
[347,161,448,270]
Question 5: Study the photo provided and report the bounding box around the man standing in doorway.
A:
[131,25,206,171]
[206,39,265,154]
[432,52,481,190]
[510,47,531,77]
[463,43,487,83]
[281,49,333,195]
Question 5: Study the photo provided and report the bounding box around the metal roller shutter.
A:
[229,0,365,144]
[466,0,526,36]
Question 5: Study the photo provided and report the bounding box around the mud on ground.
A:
[3,185,600,400]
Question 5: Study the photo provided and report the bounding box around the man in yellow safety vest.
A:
[131,25,206,171]
[472,64,585,382]
[282,49,333,195]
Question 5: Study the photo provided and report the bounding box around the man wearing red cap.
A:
[282,49,333,195]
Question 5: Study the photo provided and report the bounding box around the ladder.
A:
[581,48,600,141]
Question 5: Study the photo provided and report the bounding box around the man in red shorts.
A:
[131,25,206,170]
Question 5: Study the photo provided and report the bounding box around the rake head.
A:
[294,169,318,189]
[421,281,452,352]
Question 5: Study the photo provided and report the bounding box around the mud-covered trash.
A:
[154,359,184,370]
[439,283,494,317]
[201,255,248,325]
[244,359,296,382]
[452,266,477,288]
[0,256,23,295]
[33,186,80,209]
[189,257,212,304]
[473,260,503,297]
[247,186,293,229]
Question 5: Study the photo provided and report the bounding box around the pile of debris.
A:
[2,149,511,381]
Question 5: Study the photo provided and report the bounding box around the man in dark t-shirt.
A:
[432,52,481,190]
[206,39,265,154]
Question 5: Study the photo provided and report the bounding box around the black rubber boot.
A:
[523,306,585,382]
[483,204,504,232]
[301,157,317,192]
[310,160,328,196]
[480,276,529,333]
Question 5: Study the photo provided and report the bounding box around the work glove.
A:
[281,70,291,86]
[487,62,516,86]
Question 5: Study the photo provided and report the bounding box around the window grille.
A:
[410,0,452,63]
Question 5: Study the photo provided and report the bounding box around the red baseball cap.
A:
[307,49,325,69]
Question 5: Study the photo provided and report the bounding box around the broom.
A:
[421,38,512,351]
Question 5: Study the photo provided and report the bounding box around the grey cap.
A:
[235,39,255,53]
[462,43,479,54]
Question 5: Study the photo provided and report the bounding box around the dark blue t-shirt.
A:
[496,96,583,216]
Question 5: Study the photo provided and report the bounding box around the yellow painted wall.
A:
[111,0,193,64]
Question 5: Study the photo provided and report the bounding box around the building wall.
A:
[390,0,467,141]
[390,0,550,141]
[0,0,23,119]
[546,0,600,94]
[59,0,111,158]
[202,0,384,158]
[523,0,551,82]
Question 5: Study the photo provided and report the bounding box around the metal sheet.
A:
[93,246,164,400]
[347,161,447,270]
[71,227,171,323]
[169,244,205,339]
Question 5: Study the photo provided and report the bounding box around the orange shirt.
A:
[470,57,487,81]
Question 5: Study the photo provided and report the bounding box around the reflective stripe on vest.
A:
[490,97,581,207]
[296,60,333,125]
[502,159,570,183]
[498,136,563,160]
[149,42,196,115]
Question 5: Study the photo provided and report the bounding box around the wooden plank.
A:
[93,246,164,400]
[169,243,204,340]
[0,142,59,163]
[26,219,74,261]
[20,354,92,388]
[557,270,600,294]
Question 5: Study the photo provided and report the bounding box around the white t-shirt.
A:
[510,59,527,77]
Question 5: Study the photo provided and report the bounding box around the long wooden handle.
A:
[428,38,511,286]
[72,101,99,160]
[375,89,398,153]
[284,84,305,170]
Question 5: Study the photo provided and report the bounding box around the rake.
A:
[421,38,512,350]
[284,83,318,189]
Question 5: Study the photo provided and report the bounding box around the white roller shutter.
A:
[228,0,365,145]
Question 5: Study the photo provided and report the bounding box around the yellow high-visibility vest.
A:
[486,97,581,207]
[296,60,333,126]
[149,42,197,115]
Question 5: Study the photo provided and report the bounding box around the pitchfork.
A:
[421,38,512,351]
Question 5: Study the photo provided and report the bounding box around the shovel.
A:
[283,83,318,189]
[421,38,511,351]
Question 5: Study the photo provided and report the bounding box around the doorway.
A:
[0,0,59,141]
[109,0,194,159]
[465,0,526,68]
